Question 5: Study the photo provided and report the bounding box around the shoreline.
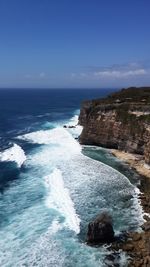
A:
[110,149,150,267]
[111,149,150,180]
[78,87,150,266]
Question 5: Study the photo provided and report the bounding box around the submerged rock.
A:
[63,125,76,128]
[87,212,115,244]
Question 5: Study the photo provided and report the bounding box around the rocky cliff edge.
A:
[79,87,150,165]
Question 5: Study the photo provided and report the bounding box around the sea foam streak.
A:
[18,127,81,156]
[66,115,83,138]
[18,127,81,233]
[68,114,79,126]
[0,143,26,167]
[45,168,80,234]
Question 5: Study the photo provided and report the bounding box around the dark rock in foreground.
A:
[87,212,115,244]
[110,190,150,267]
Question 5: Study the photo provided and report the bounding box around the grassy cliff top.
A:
[81,87,150,125]
[91,87,150,105]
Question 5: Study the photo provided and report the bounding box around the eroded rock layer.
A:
[79,87,150,164]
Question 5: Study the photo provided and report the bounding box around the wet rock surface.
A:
[110,181,150,267]
[87,212,115,244]
[63,125,76,128]
[117,227,150,267]
[85,172,150,266]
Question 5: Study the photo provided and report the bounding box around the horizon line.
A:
[0,87,119,90]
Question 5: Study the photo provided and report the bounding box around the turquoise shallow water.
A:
[0,89,144,267]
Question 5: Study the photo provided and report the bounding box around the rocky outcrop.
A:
[79,87,150,165]
[87,212,115,244]
[109,176,150,267]
[112,228,150,267]
[111,215,150,267]
[145,141,150,164]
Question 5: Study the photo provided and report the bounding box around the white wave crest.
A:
[18,126,144,233]
[44,168,80,234]
[68,114,79,126]
[65,114,83,138]
[18,127,81,156]
[0,143,26,167]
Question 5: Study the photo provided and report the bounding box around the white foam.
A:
[18,127,81,156]
[66,124,83,139]
[67,114,79,126]
[64,114,83,138]
[18,126,144,233]
[44,168,80,234]
[131,187,144,226]
[0,143,26,167]
[50,220,63,234]
[144,163,150,170]
[20,126,82,236]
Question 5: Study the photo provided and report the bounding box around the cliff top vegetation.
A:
[91,87,150,106]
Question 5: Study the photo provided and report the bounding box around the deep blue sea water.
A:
[0,89,144,267]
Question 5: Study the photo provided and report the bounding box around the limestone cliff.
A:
[79,87,150,164]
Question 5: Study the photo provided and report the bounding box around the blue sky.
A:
[0,0,150,88]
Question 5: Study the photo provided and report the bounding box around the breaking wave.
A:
[0,143,26,167]
[18,124,144,235]
[44,168,80,234]
[18,127,82,233]
[0,113,145,267]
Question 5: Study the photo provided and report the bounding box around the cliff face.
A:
[79,87,150,165]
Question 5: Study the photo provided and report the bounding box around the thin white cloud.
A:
[70,72,88,79]
[80,73,88,77]
[39,72,46,78]
[25,74,32,79]
[71,73,76,78]
[93,68,147,78]
[70,62,150,86]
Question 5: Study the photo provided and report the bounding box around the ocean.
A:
[0,88,143,267]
